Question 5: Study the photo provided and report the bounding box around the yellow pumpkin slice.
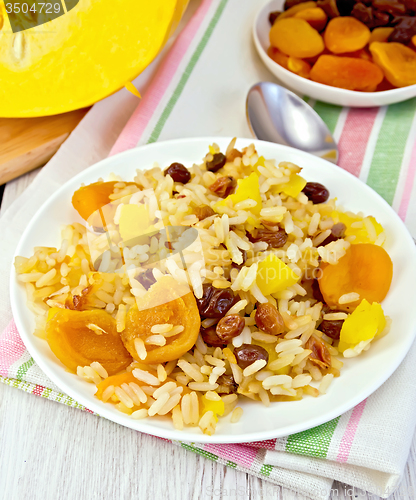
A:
[0,0,188,117]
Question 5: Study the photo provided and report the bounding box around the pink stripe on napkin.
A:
[338,108,379,178]
[204,443,258,468]
[0,320,26,377]
[398,139,416,221]
[110,0,214,156]
[336,399,367,463]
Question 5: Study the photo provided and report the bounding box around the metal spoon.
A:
[246,82,339,164]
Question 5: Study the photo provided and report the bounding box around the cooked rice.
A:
[15,138,392,435]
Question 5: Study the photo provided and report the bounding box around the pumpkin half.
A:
[0,0,188,117]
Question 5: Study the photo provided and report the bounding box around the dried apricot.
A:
[72,181,138,227]
[369,42,416,88]
[369,27,394,44]
[122,277,200,364]
[318,244,393,312]
[324,17,370,54]
[267,46,289,69]
[277,1,317,20]
[294,7,327,32]
[46,308,133,374]
[310,55,383,91]
[288,56,311,78]
[270,18,325,59]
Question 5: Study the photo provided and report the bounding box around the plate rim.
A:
[10,136,416,444]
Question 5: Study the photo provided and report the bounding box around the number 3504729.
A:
[5,3,62,14]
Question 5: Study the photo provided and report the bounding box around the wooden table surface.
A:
[1,172,416,500]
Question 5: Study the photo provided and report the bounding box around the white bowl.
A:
[10,137,416,443]
[253,0,416,107]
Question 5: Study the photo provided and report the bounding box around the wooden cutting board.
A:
[0,108,90,185]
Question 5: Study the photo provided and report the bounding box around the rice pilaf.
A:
[15,139,392,435]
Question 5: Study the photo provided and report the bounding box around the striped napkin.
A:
[1,1,416,499]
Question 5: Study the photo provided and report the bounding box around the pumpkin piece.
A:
[215,172,262,226]
[294,7,328,32]
[318,243,393,312]
[122,276,200,364]
[46,309,133,374]
[267,46,290,70]
[369,27,395,44]
[0,0,189,117]
[369,42,416,88]
[201,395,225,422]
[324,17,371,54]
[95,372,138,401]
[256,253,300,296]
[288,56,312,78]
[281,174,307,198]
[270,18,325,58]
[277,1,318,20]
[338,299,386,354]
[310,55,383,91]
[412,35,416,48]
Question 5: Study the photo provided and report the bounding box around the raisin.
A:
[373,0,406,15]
[196,284,237,318]
[269,10,282,24]
[209,176,237,198]
[305,336,331,369]
[234,344,269,369]
[194,205,215,221]
[312,278,325,303]
[388,16,416,43]
[317,0,340,18]
[206,153,226,173]
[302,182,330,204]
[200,326,227,347]
[255,303,285,335]
[216,374,238,394]
[318,319,344,340]
[164,163,191,184]
[216,314,245,342]
[136,268,157,290]
[336,0,356,16]
[318,222,346,247]
[248,228,288,248]
[231,249,247,270]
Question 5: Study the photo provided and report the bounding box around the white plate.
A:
[10,137,416,444]
[253,0,416,107]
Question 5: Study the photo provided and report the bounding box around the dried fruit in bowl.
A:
[278,1,318,20]
[46,308,133,374]
[270,18,325,58]
[369,27,395,44]
[369,42,416,88]
[122,277,200,364]
[324,17,371,54]
[293,7,328,31]
[310,55,384,91]
[318,243,393,312]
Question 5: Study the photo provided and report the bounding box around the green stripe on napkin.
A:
[367,98,416,205]
[285,417,340,458]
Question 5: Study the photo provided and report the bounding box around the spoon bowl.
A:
[246,82,339,164]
